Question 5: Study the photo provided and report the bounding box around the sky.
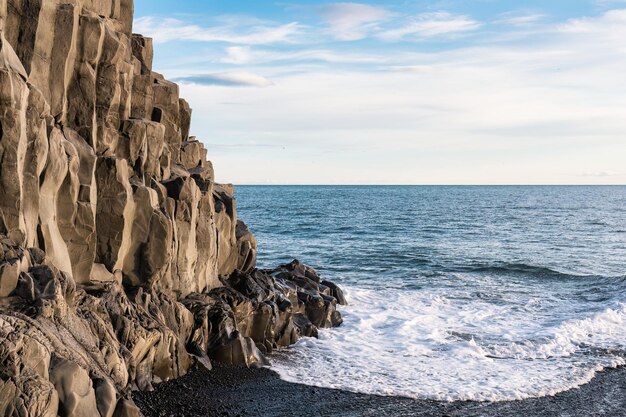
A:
[133,0,626,185]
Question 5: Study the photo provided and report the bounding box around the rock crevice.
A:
[0,1,345,416]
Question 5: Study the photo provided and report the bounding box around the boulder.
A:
[94,378,117,417]
[113,399,142,417]
[179,140,207,170]
[49,358,100,417]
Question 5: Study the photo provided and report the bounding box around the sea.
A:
[235,185,626,402]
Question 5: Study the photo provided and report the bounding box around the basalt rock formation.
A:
[0,1,345,416]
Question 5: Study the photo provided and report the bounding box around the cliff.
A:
[0,1,345,416]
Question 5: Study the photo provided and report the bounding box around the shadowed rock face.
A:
[0,1,345,416]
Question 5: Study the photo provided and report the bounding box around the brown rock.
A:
[0,33,28,245]
[94,378,117,417]
[95,157,134,274]
[50,358,100,417]
[179,140,207,170]
[0,1,347,414]
[113,399,142,417]
[58,128,98,284]
[131,34,153,75]
[179,100,192,142]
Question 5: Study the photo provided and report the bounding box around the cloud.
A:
[221,46,254,64]
[173,71,273,87]
[494,14,546,26]
[555,9,626,55]
[178,11,626,184]
[578,171,615,177]
[388,65,435,74]
[318,2,393,40]
[559,8,626,36]
[146,6,626,184]
[594,0,626,5]
[378,12,481,41]
[219,46,387,65]
[133,16,302,44]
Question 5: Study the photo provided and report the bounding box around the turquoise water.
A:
[236,186,626,401]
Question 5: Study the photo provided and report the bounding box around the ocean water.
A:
[235,185,626,402]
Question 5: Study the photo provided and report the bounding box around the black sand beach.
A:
[134,363,626,417]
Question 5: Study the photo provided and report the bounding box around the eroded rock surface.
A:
[0,1,345,416]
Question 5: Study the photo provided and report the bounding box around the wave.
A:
[272,285,626,402]
[459,262,598,280]
[485,304,626,361]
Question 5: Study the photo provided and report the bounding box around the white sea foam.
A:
[272,283,626,402]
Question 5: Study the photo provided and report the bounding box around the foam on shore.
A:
[273,280,626,401]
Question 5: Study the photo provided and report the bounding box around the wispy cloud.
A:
[318,2,393,40]
[220,46,387,65]
[177,9,626,184]
[378,12,481,41]
[578,171,624,178]
[137,4,626,184]
[388,65,435,74]
[133,16,303,44]
[494,13,546,26]
[221,47,254,64]
[559,8,626,35]
[173,71,273,87]
[593,0,626,6]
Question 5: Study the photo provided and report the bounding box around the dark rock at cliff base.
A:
[183,262,344,365]
[322,280,348,306]
[0,1,344,415]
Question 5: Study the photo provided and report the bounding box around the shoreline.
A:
[134,362,626,417]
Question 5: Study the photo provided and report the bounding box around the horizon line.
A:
[230,183,626,187]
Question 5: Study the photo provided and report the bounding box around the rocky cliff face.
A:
[0,1,345,416]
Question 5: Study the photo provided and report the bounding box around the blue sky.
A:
[134,1,626,184]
